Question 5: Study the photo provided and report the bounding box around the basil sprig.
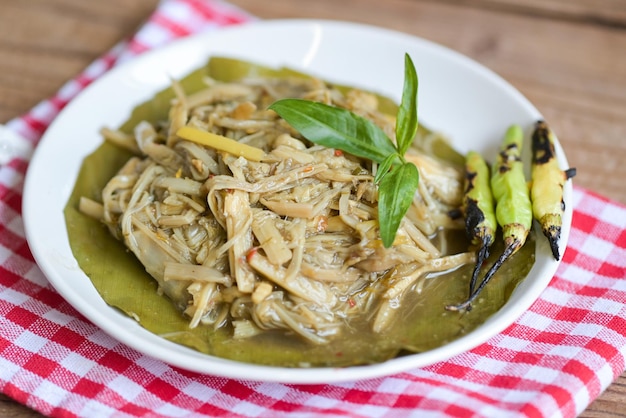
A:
[269,53,420,247]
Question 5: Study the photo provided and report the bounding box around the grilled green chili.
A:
[531,120,576,260]
[491,124,533,249]
[448,124,532,311]
[461,151,497,296]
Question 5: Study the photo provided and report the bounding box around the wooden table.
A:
[0,0,624,416]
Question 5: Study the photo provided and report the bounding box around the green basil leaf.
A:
[270,54,421,247]
[396,54,419,156]
[378,162,420,248]
[269,98,396,163]
[374,153,398,184]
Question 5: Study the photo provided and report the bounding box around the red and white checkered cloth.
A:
[1,1,625,417]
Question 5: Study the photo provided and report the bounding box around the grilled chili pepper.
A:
[448,125,532,311]
[530,120,576,260]
[462,151,497,296]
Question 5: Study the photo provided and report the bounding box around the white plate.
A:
[23,19,572,384]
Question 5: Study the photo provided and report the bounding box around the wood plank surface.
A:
[0,0,624,417]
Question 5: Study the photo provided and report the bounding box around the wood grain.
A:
[0,0,624,417]
[0,0,159,121]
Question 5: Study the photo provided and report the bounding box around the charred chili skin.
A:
[463,151,497,295]
[491,124,533,252]
[448,125,532,311]
[531,120,576,260]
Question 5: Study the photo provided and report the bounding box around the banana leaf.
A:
[64,57,534,367]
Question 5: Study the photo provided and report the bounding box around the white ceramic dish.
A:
[23,19,572,384]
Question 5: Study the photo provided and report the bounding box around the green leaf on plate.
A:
[269,98,397,163]
[395,53,419,156]
[374,152,398,184]
[378,162,420,248]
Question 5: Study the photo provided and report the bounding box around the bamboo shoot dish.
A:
[66,57,538,367]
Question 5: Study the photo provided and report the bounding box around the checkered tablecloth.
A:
[1,1,625,416]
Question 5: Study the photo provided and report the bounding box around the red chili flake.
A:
[246,247,259,263]
[348,298,356,308]
[334,149,343,157]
